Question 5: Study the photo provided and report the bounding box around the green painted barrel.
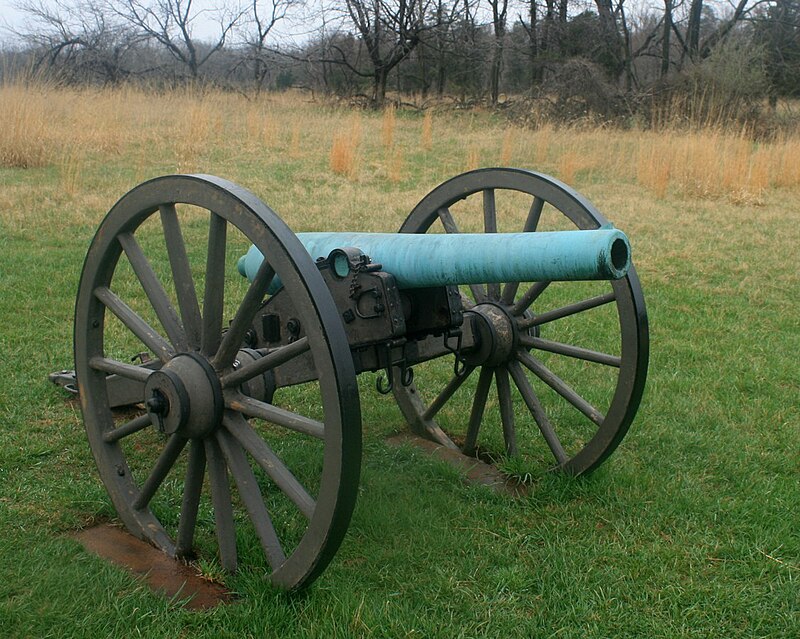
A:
[237,229,631,290]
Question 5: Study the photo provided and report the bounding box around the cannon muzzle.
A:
[237,228,631,290]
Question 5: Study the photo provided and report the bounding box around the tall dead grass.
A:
[465,146,480,171]
[633,128,795,204]
[387,147,404,184]
[500,129,515,165]
[1,83,799,222]
[382,105,396,148]
[330,115,362,178]
[421,111,433,151]
[0,85,51,168]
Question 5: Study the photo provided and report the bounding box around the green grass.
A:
[1,87,799,638]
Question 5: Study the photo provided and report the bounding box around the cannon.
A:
[68,168,648,591]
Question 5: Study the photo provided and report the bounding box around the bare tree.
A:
[239,0,300,93]
[685,0,703,59]
[518,0,541,87]
[487,0,508,104]
[334,0,431,105]
[107,0,243,79]
[450,0,483,98]
[12,0,139,83]
[420,0,463,97]
[661,0,673,76]
[694,0,768,57]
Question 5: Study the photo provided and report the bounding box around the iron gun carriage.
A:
[67,168,649,590]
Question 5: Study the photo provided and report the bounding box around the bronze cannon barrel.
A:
[237,228,631,289]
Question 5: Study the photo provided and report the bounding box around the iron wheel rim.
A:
[74,174,361,589]
[394,167,648,476]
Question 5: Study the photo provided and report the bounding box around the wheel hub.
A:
[463,303,518,367]
[144,352,223,438]
[234,348,276,404]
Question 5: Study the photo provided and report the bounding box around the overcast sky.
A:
[0,0,743,48]
[1,1,28,42]
[0,0,278,45]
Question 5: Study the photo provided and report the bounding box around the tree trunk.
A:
[687,0,703,60]
[490,43,503,103]
[662,0,673,77]
[489,0,508,105]
[374,67,389,106]
[618,2,635,92]
[529,0,540,88]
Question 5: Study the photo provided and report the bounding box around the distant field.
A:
[0,85,798,638]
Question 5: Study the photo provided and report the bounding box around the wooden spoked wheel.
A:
[393,168,648,476]
[74,175,361,590]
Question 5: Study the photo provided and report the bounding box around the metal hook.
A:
[376,342,394,394]
[376,370,394,394]
[443,330,467,378]
[376,343,412,393]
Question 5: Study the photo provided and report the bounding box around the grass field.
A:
[0,85,798,638]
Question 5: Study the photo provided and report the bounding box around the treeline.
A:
[2,0,799,126]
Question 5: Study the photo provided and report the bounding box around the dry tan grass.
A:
[421,111,433,151]
[632,129,787,204]
[557,151,580,184]
[636,138,671,200]
[771,134,800,188]
[329,115,362,179]
[382,105,396,149]
[531,124,553,167]
[1,83,799,238]
[465,146,480,171]
[387,146,404,184]
[59,148,82,198]
[500,129,515,165]
[0,85,52,168]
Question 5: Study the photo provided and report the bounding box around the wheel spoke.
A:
[501,197,545,304]
[483,188,497,234]
[205,436,237,572]
[103,413,151,443]
[94,286,174,362]
[226,393,325,439]
[463,366,493,454]
[221,337,310,389]
[520,335,621,367]
[160,204,202,350]
[467,284,488,305]
[507,361,568,465]
[216,428,286,569]
[510,281,551,316]
[438,207,459,234]
[214,261,275,370]
[201,212,227,357]
[524,196,545,232]
[132,434,188,510]
[118,232,187,351]
[77,174,366,589]
[436,207,486,302]
[224,414,315,520]
[89,356,154,382]
[501,279,522,307]
[393,168,648,478]
[483,189,501,300]
[518,291,616,330]
[517,350,604,426]
[176,439,206,557]
[496,366,517,456]
[421,365,476,421]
